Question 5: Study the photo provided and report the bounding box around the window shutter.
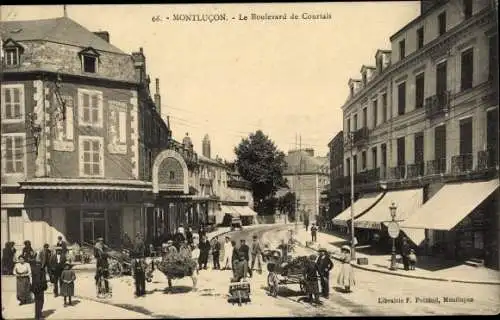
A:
[1,136,6,173]
[78,92,83,124]
[65,106,74,140]
[118,111,127,143]
[98,93,104,127]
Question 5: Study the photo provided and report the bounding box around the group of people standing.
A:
[2,236,77,320]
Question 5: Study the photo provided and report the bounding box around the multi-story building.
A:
[284,149,329,223]
[0,16,171,249]
[327,131,345,221]
[332,0,499,269]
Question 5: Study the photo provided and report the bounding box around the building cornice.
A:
[342,8,494,113]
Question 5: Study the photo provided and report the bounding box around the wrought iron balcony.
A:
[426,158,447,175]
[388,165,406,180]
[451,154,473,175]
[425,91,450,118]
[227,179,252,190]
[352,127,369,146]
[477,149,498,170]
[406,162,424,178]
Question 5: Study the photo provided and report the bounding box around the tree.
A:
[234,130,287,213]
[278,191,297,222]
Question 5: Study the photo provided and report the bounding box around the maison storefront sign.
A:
[82,190,129,203]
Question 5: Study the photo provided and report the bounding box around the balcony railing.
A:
[352,127,369,146]
[407,162,424,178]
[451,154,473,174]
[388,165,406,180]
[426,158,447,175]
[425,91,450,118]
[227,179,252,190]
[477,149,499,170]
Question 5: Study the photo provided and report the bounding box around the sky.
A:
[1,3,420,161]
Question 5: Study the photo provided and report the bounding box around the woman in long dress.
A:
[13,256,32,305]
[337,246,355,293]
[60,262,76,306]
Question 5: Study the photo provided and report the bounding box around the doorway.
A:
[81,211,106,245]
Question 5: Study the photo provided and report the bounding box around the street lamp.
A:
[388,202,399,271]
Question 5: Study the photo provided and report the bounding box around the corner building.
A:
[331,0,499,269]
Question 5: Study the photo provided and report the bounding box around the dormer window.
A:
[78,47,100,74]
[2,38,24,66]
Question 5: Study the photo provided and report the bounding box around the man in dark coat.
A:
[211,236,221,270]
[39,244,52,275]
[316,248,334,298]
[131,255,147,297]
[303,254,320,304]
[31,257,48,320]
[198,236,211,270]
[238,239,252,277]
[185,227,194,246]
[49,247,66,297]
[56,236,68,255]
[401,237,411,271]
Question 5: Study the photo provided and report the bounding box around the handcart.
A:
[228,280,251,306]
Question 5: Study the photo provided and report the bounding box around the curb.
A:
[296,241,500,286]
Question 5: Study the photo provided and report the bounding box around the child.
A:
[408,249,417,270]
[60,262,76,306]
[266,263,279,297]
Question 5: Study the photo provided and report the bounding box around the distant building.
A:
[283,149,329,223]
[202,134,211,158]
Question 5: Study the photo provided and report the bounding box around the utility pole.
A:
[349,132,356,261]
[295,134,302,232]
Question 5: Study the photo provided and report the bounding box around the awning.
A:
[354,188,423,230]
[221,205,239,217]
[401,179,499,244]
[231,206,247,216]
[332,193,383,226]
[239,206,258,217]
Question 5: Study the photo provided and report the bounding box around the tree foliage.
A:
[277,191,297,221]
[234,130,287,211]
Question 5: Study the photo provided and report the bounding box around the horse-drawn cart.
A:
[265,250,308,296]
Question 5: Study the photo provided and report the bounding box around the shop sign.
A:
[82,190,129,203]
[387,221,400,239]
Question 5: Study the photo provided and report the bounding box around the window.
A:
[372,99,378,127]
[353,155,358,175]
[417,27,424,49]
[1,133,26,175]
[361,151,367,170]
[434,125,447,173]
[78,89,103,127]
[489,36,498,81]
[353,114,358,131]
[461,48,474,91]
[415,73,425,109]
[414,132,424,175]
[5,48,19,66]
[347,118,351,133]
[399,39,406,59]
[463,0,472,19]
[1,84,24,123]
[397,137,406,177]
[372,147,377,169]
[382,93,387,123]
[83,55,97,73]
[362,107,367,128]
[459,117,473,156]
[398,82,406,115]
[79,136,104,177]
[438,12,446,36]
[436,61,447,94]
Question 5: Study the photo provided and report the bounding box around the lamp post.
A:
[387,202,399,271]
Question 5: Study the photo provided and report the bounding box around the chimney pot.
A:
[140,47,143,53]
[156,78,160,94]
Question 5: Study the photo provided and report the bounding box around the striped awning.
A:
[19,178,152,191]
[221,205,239,217]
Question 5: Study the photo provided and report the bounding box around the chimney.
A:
[132,48,146,83]
[154,78,161,112]
[93,31,110,43]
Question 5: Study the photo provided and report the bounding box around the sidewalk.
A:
[293,228,500,285]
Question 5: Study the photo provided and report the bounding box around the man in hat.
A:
[238,239,251,277]
[48,246,66,297]
[31,254,48,320]
[250,235,263,274]
[56,236,68,255]
[94,237,106,260]
[131,253,147,297]
[232,251,249,282]
[39,243,52,276]
[316,248,333,298]
[311,223,318,243]
[303,254,320,304]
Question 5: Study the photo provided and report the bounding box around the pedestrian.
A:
[122,232,133,250]
[39,244,52,279]
[60,262,76,306]
[21,240,36,267]
[30,255,47,320]
[185,226,194,246]
[94,237,107,260]
[304,215,310,232]
[408,249,417,270]
[303,254,320,304]
[316,248,333,298]
[131,255,147,297]
[134,232,145,258]
[211,236,221,270]
[14,256,32,305]
[190,245,199,290]
[222,236,233,270]
[231,252,249,282]
[173,227,186,251]
[198,224,206,239]
[401,237,411,271]
[277,239,289,261]
[198,236,211,270]
[250,235,263,274]
[56,236,68,255]
[2,242,15,275]
[95,252,110,298]
[238,239,252,277]
[311,223,318,243]
[49,246,66,297]
[231,240,239,277]
[337,245,355,293]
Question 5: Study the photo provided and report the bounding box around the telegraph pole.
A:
[349,132,356,260]
[296,135,302,232]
